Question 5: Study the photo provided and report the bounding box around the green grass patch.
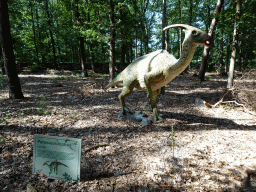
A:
[52,74,77,82]
[62,112,78,120]
[221,103,232,108]
[43,110,51,115]
[20,109,51,116]
[1,112,14,124]
[36,100,50,107]
[89,73,109,79]
[36,95,50,107]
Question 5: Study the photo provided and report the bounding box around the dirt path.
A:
[0,70,255,191]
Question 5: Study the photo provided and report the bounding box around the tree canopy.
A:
[1,0,255,73]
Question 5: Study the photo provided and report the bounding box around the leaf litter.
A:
[0,70,255,191]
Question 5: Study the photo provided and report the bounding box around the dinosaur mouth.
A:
[205,36,213,47]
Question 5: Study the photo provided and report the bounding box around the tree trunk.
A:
[76,0,88,77]
[130,43,133,62]
[88,43,94,72]
[45,0,58,68]
[121,42,126,68]
[179,0,183,56]
[165,21,169,51]
[119,6,127,67]
[35,0,44,64]
[225,35,232,75]
[198,0,224,81]
[109,0,116,81]
[189,0,193,26]
[0,0,24,99]
[219,30,224,74]
[56,12,62,64]
[87,6,95,73]
[31,1,39,64]
[188,0,193,70]
[134,0,138,59]
[162,0,166,50]
[145,23,149,54]
[227,0,242,89]
[79,36,88,77]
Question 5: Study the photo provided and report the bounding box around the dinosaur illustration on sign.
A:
[43,160,68,175]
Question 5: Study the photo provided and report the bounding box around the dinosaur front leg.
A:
[118,86,133,115]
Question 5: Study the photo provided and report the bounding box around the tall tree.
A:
[227,0,242,88]
[162,0,166,50]
[134,0,138,59]
[35,0,45,64]
[109,0,116,81]
[76,0,88,77]
[119,3,130,66]
[179,0,183,55]
[87,9,94,73]
[0,0,24,99]
[45,0,58,68]
[30,0,39,64]
[198,0,224,81]
[225,35,232,75]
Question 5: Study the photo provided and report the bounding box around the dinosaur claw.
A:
[121,107,133,115]
[153,115,163,122]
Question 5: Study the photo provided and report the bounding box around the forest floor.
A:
[0,69,256,192]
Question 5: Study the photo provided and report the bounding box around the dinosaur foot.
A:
[153,114,164,122]
[118,110,153,126]
[153,109,164,122]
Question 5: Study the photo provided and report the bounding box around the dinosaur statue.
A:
[43,160,68,175]
[105,24,213,121]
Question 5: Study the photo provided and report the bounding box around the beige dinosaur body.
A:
[105,24,213,121]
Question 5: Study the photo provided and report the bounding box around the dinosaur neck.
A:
[176,39,197,72]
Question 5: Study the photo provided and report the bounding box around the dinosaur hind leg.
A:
[149,90,163,121]
[118,86,134,115]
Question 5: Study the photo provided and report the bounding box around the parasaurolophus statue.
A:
[105,24,213,122]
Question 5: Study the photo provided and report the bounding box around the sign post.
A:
[32,134,81,181]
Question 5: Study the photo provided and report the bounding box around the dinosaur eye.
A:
[192,30,198,35]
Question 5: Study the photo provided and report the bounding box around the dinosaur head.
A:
[43,161,50,165]
[163,24,213,48]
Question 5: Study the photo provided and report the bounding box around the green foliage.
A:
[43,110,51,115]
[36,95,50,107]
[0,74,7,88]
[20,108,51,116]
[18,94,52,116]
[1,112,14,125]
[63,172,72,181]
[89,73,108,79]
[5,0,256,72]
[221,103,232,108]
[53,75,73,81]
[62,112,78,120]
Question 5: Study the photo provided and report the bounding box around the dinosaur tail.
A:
[104,73,123,91]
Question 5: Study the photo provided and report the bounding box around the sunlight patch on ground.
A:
[203,106,256,125]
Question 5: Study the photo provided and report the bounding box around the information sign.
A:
[32,134,81,181]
